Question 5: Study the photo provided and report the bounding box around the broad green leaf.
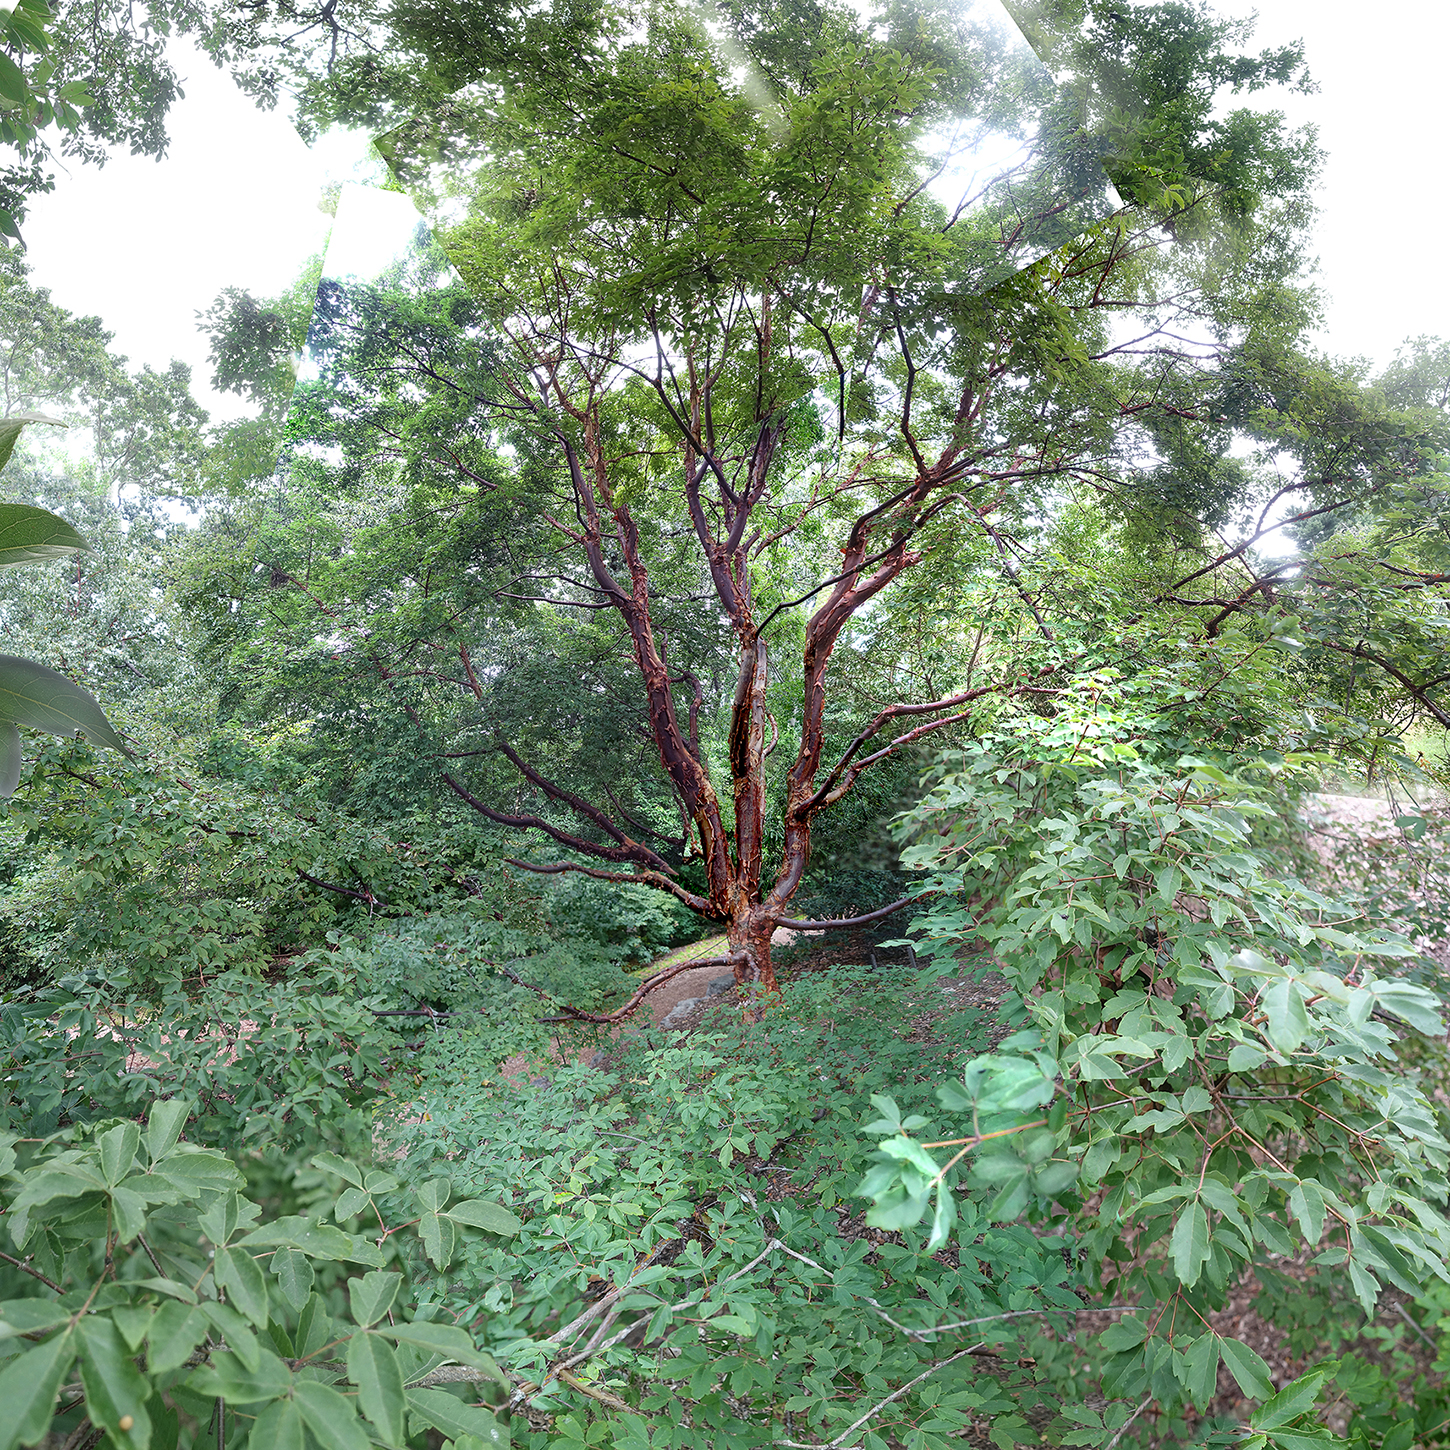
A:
[295,1378,372,1450]
[0,415,64,475]
[347,1330,407,1444]
[441,1200,522,1236]
[146,1392,179,1450]
[1368,981,1445,1035]
[1251,1370,1328,1431]
[1182,1333,1219,1405]
[201,1302,260,1372]
[0,655,127,751]
[152,1148,242,1194]
[0,55,26,110]
[1098,1317,1148,1353]
[384,1322,500,1374]
[97,1123,140,1187]
[250,1397,306,1450]
[349,1271,402,1329]
[419,1211,456,1269]
[198,1190,240,1248]
[109,1185,147,1243]
[77,1316,151,1449]
[1262,980,1310,1054]
[313,1152,363,1187]
[406,1387,505,1445]
[0,504,88,568]
[111,1305,153,1353]
[417,1178,451,1213]
[214,1245,269,1327]
[0,723,20,798]
[335,1185,370,1220]
[271,1247,315,1314]
[1287,1182,1325,1246]
[187,1347,291,1405]
[0,1328,73,1450]
[0,1302,69,1339]
[1170,1201,1211,1288]
[145,1099,191,1164]
[1219,1337,1274,1400]
[147,1302,210,1376]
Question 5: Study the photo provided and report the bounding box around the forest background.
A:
[2,2,1450,1449]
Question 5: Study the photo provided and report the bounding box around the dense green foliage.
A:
[3,0,1450,1446]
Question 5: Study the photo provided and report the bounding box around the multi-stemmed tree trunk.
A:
[355,0,1325,1017]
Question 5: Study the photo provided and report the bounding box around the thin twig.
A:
[1102,1396,1154,1450]
[773,1344,983,1448]
[0,1250,62,1293]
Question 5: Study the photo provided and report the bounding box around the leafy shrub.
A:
[0,1098,518,1449]
[539,874,710,966]
[857,680,1450,1446]
[0,959,401,1157]
[376,965,1089,1449]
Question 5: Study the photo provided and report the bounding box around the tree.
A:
[276,0,1323,998]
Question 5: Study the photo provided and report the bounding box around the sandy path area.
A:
[496,928,815,1083]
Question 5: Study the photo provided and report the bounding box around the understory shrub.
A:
[857,680,1450,1448]
[376,964,1090,1449]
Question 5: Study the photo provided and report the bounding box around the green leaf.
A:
[384,1322,500,1374]
[0,1328,73,1450]
[312,1152,363,1188]
[97,1123,140,1187]
[1219,1336,1274,1400]
[347,1330,407,1444]
[1368,981,1445,1035]
[1251,1370,1328,1431]
[1347,1259,1380,1317]
[145,1099,190,1165]
[1262,980,1310,1054]
[0,655,127,751]
[1099,1317,1148,1352]
[0,55,29,111]
[271,1247,315,1314]
[0,1302,69,1340]
[109,1185,147,1244]
[406,1387,506,1445]
[349,1271,402,1329]
[146,1302,210,1376]
[417,1178,451,1213]
[77,1315,151,1449]
[154,1142,236,1189]
[250,1397,306,1450]
[0,723,21,799]
[187,1346,291,1405]
[111,1305,154,1353]
[1170,1201,1211,1288]
[201,1302,260,1372]
[1287,1182,1325,1247]
[214,1245,269,1327]
[295,1378,373,1450]
[198,1191,240,1248]
[419,1211,456,1269]
[441,1199,522,1236]
[0,504,88,568]
[1182,1333,1219,1405]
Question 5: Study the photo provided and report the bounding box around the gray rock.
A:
[660,996,702,1028]
[706,975,735,998]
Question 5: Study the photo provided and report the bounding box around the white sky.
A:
[13,0,1450,421]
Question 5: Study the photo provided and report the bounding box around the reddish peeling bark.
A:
[435,298,1067,1020]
